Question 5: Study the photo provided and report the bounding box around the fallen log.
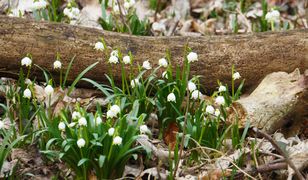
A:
[0,16,307,91]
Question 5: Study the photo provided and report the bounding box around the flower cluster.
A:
[63,6,80,20]
[107,105,121,118]
[265,9,280,23]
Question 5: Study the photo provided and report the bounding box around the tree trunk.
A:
[0,16,307,91]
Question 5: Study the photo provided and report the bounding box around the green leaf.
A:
[98,155,106,168]
[68,61,99,95]
[78,158,89,166]
[63,55,76,87]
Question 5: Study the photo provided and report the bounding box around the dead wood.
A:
[0,16,307,91]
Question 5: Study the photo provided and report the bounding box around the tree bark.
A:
[0,16,307,91]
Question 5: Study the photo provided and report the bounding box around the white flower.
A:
[167,93,176,102]
[215,96,225,105]
[68,122,76,128]
[110,105,120,114]
[94,42,104,51]
[128,0,135,7]
[162,71,168,79]
[109,56,119,64]
[77,138,86,148]
[95,117,102,125]
[124,2,130,10]
[187,52,198,63]
[265,10,280,22]
[72,111,81,120]
[218,85,227,92]
[108,128,115,136]
[25,79,32,85]
[63,7,80,19]
[44,85,54,96]
[215,109,220,116]
[123,56,131,64]
[31,0,48,10]
[107,110,117,119]
[0,120,4,130]
[71,7,80,18]
[131,78,140,88]
[58,122,66,131]
[23,89,31,99]
[188,81,197,92]
[191,90,202,100]
[53,60,62,69]
[21,57,32,67]
[158,58,168,68]
[142,60,152,70]
[113,5,120,14]
[110,50,118,57]
[233,72,241,80]
[113,136,122,145]
[205,105,214,114]
[140,125,149,134]
[78,117,87,126]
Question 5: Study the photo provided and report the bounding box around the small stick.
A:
[253,128,305,180]
[116,0,132,35]
[154,0,161,22]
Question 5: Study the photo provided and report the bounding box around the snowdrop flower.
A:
[63,7,80,19]
[131,78,140,88]
[44,85,54,96]
[68,122,76,128]
[128,0,135,7]
[25,79,32,85]
[53,60,62,69]
[167,93,176,102]
[21,57,32,67]
[187,52,198,63]
[107,110,117,119]
[95,117,102,125]
[113,5,120,14]
[232,72,241,80]
[0,120,4,130]
[94,42,104,51]
[113,136,122,145]
[110,105,121,114]
[188,81,196,92]
[23,89,31,99]
[265,10,280,22]
[72,111,81,120]
[31,0,48,10]
[110,50,118,57]
[140,125,149,134]
[215,96,225,105]
[215,109,220,116]
[124,1,130,10]
[77,138,86,148]
[191,90,202,100]
[58,122,66,131]
[78,117,87,126]
[158,58,168,68]
[205,105,214,114]
[108,128,115,136]
[109,56,119,64]
[142,60,152,70]
[123,55,131,64]
[162,71,168,79]
[218,85,227,92]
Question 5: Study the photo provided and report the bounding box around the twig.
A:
[253,127,305,180]
[234,162,287,178]
[167,19,180,36]
[154,0,161,22]
[172,90,190,178]
[116,0,132,35]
